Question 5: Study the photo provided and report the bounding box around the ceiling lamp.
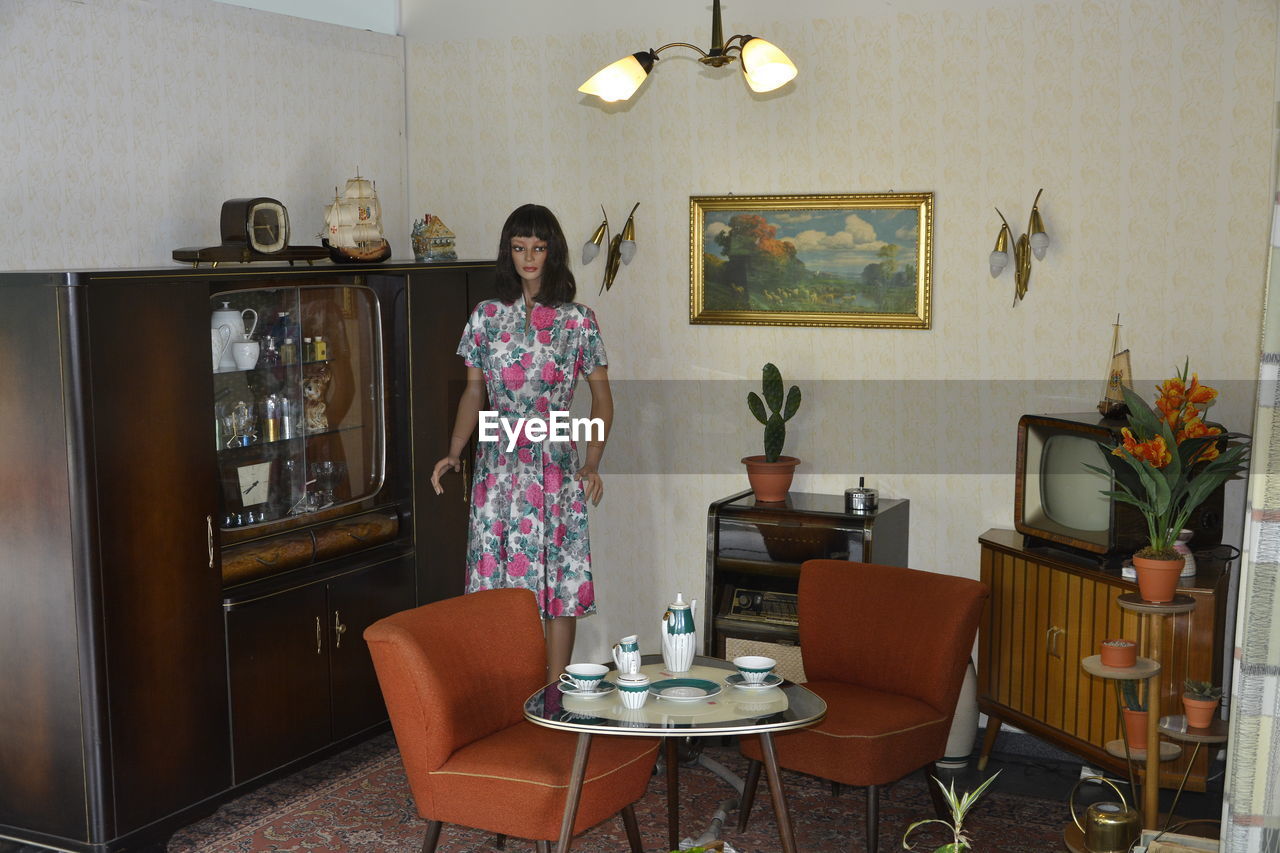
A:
[578,0,797,103]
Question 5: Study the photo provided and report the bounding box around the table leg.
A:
[557,732,592,853]
[665,737,680,852]
[1163,742,1202,831]
[1144,614,1163,829]
[759,732,798,853]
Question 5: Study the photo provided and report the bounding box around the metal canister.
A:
[845,478,878,513]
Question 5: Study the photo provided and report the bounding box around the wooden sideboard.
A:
[977,528,1227,791]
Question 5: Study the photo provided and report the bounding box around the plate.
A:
[725,672,784,690]
[650,678,722,701]
[557,681,617,698]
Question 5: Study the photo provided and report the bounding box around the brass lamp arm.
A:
[652,33,754,67]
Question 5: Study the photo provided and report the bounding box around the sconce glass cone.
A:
[1028,206,1049,260]
[989,222,1011,278]
[579,52,655,102]
[740,38,797,92]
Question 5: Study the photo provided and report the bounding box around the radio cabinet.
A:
[977,528,1226,790]
[705,490,909,679]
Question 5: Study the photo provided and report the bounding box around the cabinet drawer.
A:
[222,532,315,585]
[314,510,399,562]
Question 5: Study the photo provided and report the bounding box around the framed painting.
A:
[689,192,933,329]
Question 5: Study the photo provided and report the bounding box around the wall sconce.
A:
[578,0,797,103]
[582,203,639,294]
[989,188,1049,305]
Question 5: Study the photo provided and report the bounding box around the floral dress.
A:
[457,299,608,617]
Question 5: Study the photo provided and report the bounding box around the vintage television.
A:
[1014,412,1224,566]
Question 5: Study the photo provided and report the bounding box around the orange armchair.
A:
[738,560,989,851]
[364,588,659,852]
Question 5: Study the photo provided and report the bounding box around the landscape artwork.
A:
[689,193,933,329]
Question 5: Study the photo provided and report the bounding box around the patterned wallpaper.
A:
[405,0,1279,664]
[2,0,408,270]
[4,0,1278,750]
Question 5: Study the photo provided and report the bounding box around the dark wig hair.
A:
[494,204,577,306]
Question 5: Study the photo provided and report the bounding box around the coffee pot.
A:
[211,301,258,372]
[660,593,697,673]
[1070,776,1140,853]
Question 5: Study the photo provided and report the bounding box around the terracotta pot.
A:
[1182,696,1219,729]
[1131,555,1182,603]
[1122,708,1148,750]
[741,455,801,503]
[1099,639,1137,668]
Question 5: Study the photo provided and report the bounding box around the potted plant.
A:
[1119,679,1148,749]
[901,770,1000,852]
[742,362,802,502]
[1182,679,1223,728]
[1088,361,1249,603]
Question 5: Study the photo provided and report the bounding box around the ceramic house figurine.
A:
[411,214,457,261]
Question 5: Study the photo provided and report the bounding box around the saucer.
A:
[557,681,616,698]
[725,672,783,690]
[650,678,722,701]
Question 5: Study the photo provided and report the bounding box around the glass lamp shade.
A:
[619,240,636,265]
[989,250,1009,278]
[740,38,797,92]
[582,241,601,265]
[579,53,653,102]
[1030,231,1049,260]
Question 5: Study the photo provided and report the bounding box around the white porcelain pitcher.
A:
[211,301,258,372]
[612,635,641,675]
[660,593,697,673]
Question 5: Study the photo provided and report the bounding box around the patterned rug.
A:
[167,733,1066,852]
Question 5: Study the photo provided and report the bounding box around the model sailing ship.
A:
[322,170,391,263]
[1097,314,1132,418]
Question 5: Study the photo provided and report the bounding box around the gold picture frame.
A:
[689,192,933,329]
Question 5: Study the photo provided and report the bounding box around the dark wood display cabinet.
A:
[0,260,494,852]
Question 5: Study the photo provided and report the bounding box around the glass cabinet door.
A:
[211,284,384,530]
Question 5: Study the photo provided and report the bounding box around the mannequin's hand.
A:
[431,456,461,495]
[575,464,603,506]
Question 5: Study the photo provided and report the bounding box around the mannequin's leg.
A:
[545,616,577,682]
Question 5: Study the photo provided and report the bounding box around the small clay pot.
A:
[1100,639,1138,668]
[1122,708,1148,750]
[1182,696,1220,729]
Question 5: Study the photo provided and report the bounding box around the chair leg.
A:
[920,765,948,819]
[830,780,842,797]
[620,804,643,853]
[421,820,442,853]
[863,784,879,852]
[534,842,551,853]
[737,758,763,831]
[495,833,506,849]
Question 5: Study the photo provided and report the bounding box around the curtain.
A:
[1222,141,1280,853]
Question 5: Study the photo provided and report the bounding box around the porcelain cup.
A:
[734,655,777,684]
[231,338,260,371]
[211,325,232,372]
[615,672,650,709]
[558,663,608,692]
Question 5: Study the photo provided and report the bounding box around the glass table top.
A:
[524,655,826,737]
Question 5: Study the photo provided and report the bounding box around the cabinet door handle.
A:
[207,515,214,569]
[1046,626,1064,658]
[315,616,323,655]
[334,610,348,649]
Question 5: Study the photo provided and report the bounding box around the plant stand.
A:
[1157,714,1229,831]
[1079,654,1178,827]
[1116,592,1197,828]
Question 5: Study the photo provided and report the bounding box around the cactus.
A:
[1120,679,1146,711]
[747,363,802,463]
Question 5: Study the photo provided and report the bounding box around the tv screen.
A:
[1040,434,1111,534]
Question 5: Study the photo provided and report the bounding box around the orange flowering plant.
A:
[1087,361,1249,559]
